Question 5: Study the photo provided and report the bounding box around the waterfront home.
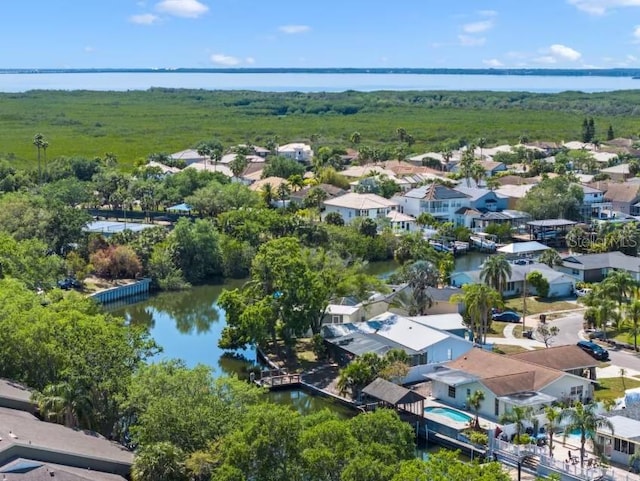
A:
[596,406,640,468]
[386,210,417,233]
[509,345,599,381]
[322,192,398,224]
[0,406,132,477]
[579,184,609,219]
[394,184,470,224]
[494,184,535,209]
[427,349,595,421]
[451,262,575,298]
[322,312,474,379]
[558,251,640,283]
[323,290,400,325]
[277,142,313,163]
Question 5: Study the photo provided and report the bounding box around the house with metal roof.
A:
[427,348,595,421]
[557,251,640,283]
[596,406,640,467]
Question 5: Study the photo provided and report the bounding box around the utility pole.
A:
[522,269,527,332]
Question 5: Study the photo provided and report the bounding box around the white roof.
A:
[386,211,415,223]
[601,163,630,174]
[410,313,466,331]
[278,142,312,152]
[497,241,550,254]
[327,305,360,316]
[598,415,640,440]
[185,162,233,177]
[147,161,180,174]
[220,153,266,164]
[170,148,206,160]
[563,141,593,150]
[340,165,397,178]
[592,151,619,163]
[495,184,535,199]
[358,313,448,352]
[324,192,398,210]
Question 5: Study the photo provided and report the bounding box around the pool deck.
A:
[422,396,500,433]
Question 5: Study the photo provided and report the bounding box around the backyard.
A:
[595,377,640,402]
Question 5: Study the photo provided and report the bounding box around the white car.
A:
[575,288,592,297]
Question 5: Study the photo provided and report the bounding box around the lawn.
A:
[595,377,640,402]
[487,321,511,338]
[504,297,580,316]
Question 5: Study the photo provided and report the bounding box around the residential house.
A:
[494,175,539,187]
[409,313,468,338]
[452,186,509,227]
[427,348,595,421]
[509,345,599,381]
[289,183,346,205]
[477,160,507,177]
[323,291,400,325]
[591,181,640,215]
[394,184,470,224]
[219,153,266,165]
[322,193,398,224]
[0,406,132,477]
[322,312,474,383]
[277,143,313,163]
[578,184,610,219]
[170,148,207,166]
[601,163,632,182]
[558,251,640,283]
[185,162,234,177]
[146,160,181,175]
[386,210,417,233]
[451,262,576,298]
[494,184,535,210]
[596,406,640,467]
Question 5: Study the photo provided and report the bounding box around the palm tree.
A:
[196,143,211,171]
[416,212,438,230]
[441,149,453,172]
[544,406,562,457]
[336,359,374,400]
[32,380,93,429]
[229,153,248,179]
[211,143,224,171]
[287,174,304,192]
[451,283,503,344]
[539,249,563,269]
[41,139,49,182]
[627,296,640,352]
[401,260,438,315]
[480,255,512,295]
[596,299,617,340]
[470,162,486,187]
[277,182,291,208]
[467,390,485,430]
[477,137,487,159]
[499,405,533,444]
[33,133,44,184]
[603,270,636,312]
[261,183,275,207]
[561,402,614,469]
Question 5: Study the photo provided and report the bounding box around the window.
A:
[467,388,471,398]
[494,399,499,416]
[570,386,584,397]
[614,438,636,455]
[331,315,341,324]
[448,386,456,398]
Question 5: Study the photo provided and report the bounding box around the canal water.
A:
[107,254,487,419]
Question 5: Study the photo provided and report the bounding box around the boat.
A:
[469,233,497,251]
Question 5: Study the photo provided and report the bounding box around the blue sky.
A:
[2,0,640,69]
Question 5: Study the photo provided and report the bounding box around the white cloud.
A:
[478,9,498,16]
[628,54,638,61]
[155,0,208,18]
[458,35,485,47]
[483,58,503,67]
[549,43,582,61]
[278,25,311,34]
[634,25,640,41]
[210,54,242,66]
[129,13,160,24]
[567,0,640,15]
[245,57,255,65]
[534,56,558,64]
[463,20,493,33]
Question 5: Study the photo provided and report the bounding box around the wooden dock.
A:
[253,370,302,390]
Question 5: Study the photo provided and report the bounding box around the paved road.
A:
[551,312,640,372]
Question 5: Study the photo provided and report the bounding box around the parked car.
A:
[57,277,81,290]
[492,310,522,323]
[577,340,610,361]
[575,288,592,297]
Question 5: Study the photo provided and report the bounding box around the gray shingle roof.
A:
[562,251,640,272]
[362,378,426,405]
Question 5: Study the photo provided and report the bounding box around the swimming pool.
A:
[565,428,594,442]
[424,406,473,423]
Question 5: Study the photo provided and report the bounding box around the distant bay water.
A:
[1,71,640,93]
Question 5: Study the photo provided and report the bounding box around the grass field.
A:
[504,297,579,316]
[595,377,640,402]
[2,89,640,171]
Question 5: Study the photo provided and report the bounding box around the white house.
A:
[322,312,474,383]
[323,193,398,224]
[277,142,313,163]
[428,348,595,421]
[170,148,207,166]
[323,292,395,325]
[386,210,417,233]
[394,183,470,224]
[451,262,575,298]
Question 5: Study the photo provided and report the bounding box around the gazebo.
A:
[497,241,550,257]
[361,378,426,415]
